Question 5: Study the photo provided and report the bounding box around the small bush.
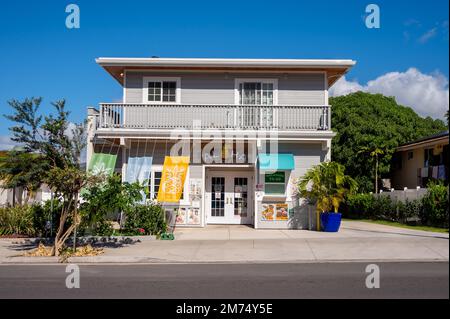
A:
[91,218,115,236]
[0,205,34,236]
[31,199,62,237]
[373,195,395,220]
[123,204,167,236]
[421,182,449,228]
[342,193,374,219]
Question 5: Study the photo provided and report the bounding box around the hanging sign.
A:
[88,153,117,176]
[157,156,190,203]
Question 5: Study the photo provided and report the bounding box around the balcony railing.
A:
[98,103,331,130]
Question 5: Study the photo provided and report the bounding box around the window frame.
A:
[142,77,181,104]
[263,170,287,196]
[149,165,189,203]
[234,78,278,105]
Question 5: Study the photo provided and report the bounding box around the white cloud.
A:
[330,68,449,119]
[0,136,18,150]
[418,28,437,43]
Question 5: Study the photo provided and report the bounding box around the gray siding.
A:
[124,71,326,105]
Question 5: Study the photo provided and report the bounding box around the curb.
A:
[2,256,448,265]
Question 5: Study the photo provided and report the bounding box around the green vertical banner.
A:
[88,153,117,176]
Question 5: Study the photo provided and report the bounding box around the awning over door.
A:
[258,153,295,170]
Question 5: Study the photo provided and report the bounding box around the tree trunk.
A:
[375,157,379,194]
[51,197,72,256]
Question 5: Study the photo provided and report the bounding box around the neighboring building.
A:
[0,183,52,207]
[391,131,449,190]
[87,57,355,229]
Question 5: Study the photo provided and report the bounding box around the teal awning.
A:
[258,154,295,170]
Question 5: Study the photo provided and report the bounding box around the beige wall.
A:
[391,137,448,189]
[391,148,423,189]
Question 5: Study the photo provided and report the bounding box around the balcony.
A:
[97,103,331,131]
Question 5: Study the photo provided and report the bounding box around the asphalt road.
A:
[0,262,448,299]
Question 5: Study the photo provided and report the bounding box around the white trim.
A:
[123,70,127,103]
[97,57,357,69]
[142,76,181,104]
[234,78,279,105]
[204,169,254,225]
[324,71,329,105]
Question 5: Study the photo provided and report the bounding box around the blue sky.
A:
[0,0,448,147]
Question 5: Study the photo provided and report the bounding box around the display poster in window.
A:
[187,208,200,225]
[261,203,289,221]
[275,203,288,220]
[175,208,187,224]
[189,178,202,201]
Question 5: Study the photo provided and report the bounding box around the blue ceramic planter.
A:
[320,212,342,232]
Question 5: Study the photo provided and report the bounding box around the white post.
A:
[86,107,99,170]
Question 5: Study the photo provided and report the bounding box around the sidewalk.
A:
[0,221,448,264]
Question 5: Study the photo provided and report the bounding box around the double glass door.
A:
[206,171,253,224]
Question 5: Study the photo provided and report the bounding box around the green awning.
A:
[258,154,295,170]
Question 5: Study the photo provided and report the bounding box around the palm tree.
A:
[299,162,357,230]
[358,147,385,194]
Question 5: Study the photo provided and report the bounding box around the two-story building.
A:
[86,57,355,229]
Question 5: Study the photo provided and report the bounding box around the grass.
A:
[344,218,449,233]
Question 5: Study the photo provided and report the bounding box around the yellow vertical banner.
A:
[157,156,190,203]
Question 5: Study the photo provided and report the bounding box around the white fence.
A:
[374,188,428,202]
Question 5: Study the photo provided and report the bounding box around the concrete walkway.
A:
[0,221,448,264]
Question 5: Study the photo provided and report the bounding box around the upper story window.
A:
[235,79,278,105]
[143,77,181,103]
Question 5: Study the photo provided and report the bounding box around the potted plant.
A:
[298,162,357,232]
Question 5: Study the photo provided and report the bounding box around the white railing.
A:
[98,103,331,130]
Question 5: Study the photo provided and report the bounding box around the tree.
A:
[45,167,100,255]
[298,162,358,230]
[3,97,93,256]
[80,174,143,233]
[357,146,385,194]
[330,92,447,192]
[0,151,49,205]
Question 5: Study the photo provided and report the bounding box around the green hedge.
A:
[342,183,449,228]
[123,204,167,237]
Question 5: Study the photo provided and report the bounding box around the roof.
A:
[96,57,356,87]
[396,131,449,152]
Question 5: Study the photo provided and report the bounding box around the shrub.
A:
[342,193,374,219]
[421,182,449,228]
[373,195,395,220]
[123,204,167,237]
[91,218,115,236]
[31,199,62,237]
[342,193,423,223]
[80,174,143,235]
[0,205,34,236]
[399,199,422,223]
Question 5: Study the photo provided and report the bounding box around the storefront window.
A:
[264,171,286,195]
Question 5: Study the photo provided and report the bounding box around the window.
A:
[236,80,277,105]
[264,171,286,195]
[149,167,187,201]
[143,77,180,103]
[151,171,162,199]
[407,151,413,160]
[235,79,278,127]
